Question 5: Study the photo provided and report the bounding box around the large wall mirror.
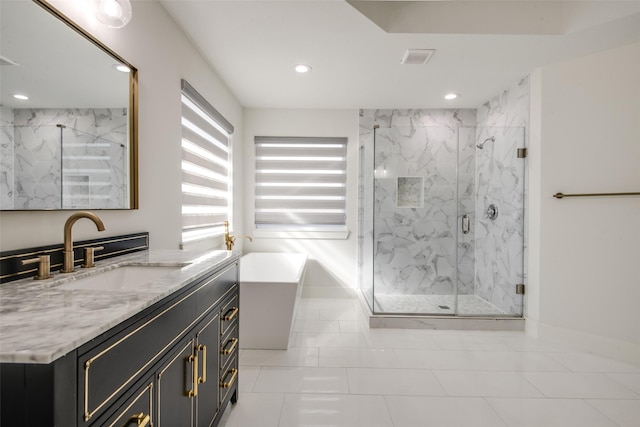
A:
[1,0,138,210]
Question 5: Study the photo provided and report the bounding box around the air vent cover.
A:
[400,49,435,65]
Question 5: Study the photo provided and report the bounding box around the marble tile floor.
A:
[218,297,640,427]
[373,293,507,316]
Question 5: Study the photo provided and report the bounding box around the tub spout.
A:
[226,235,253,250]
[224,221,252,250]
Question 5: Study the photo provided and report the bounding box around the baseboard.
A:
[528,319,640,366]
[301,286,357,299]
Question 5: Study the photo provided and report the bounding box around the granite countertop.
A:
[0,249,237,364]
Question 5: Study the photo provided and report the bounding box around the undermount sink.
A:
[57,266,181,292]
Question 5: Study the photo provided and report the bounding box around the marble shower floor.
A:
[373,294,508,316]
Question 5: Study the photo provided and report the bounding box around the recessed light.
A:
[13,94,29,100]
[94,0,133,28]
[113,63,130,73]
[295,64,311,73]
[444,93,459,100]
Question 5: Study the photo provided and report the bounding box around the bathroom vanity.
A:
[0,249,239,427]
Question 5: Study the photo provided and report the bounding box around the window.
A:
[180,80,234,245]
[254,136,347,231]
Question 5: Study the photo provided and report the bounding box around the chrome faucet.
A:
[224,221,252,250]
[61,211,106,273]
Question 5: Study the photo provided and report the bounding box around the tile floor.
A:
[218,297,640,427]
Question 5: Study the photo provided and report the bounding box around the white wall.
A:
[242,109,359,297]
[528,42,640,362]
[0,0,244,251]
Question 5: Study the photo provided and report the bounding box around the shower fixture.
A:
[476,136,495,149]
[486,204,499,221]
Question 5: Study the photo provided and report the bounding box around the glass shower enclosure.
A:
[358,124,526,317]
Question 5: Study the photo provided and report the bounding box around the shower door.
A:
[458,126,526,316]
[371,126,459,314]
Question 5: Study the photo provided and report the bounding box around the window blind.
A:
[255,136,347,229]
[181,80,233,244]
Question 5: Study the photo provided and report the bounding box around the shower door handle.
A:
[462,215,470,234]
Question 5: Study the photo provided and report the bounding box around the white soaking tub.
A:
[239,252,307,349]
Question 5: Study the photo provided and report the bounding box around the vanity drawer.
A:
[220,294,239,337]
[219,355,238,405]
[90,376,154,427]
[220,324,238,372]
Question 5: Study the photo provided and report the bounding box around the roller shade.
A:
[255,136,347,229]
[181,80,233,244]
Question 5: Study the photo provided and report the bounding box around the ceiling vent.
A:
[0,55,19,67]
[400,49,435,65]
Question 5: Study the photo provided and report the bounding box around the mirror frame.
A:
[3,0,139,210]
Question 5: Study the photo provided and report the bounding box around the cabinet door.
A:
[156,339,195,427]
[194,311,221,427]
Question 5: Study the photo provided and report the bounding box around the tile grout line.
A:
[582,398,626,427]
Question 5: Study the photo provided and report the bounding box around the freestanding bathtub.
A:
[239,252,307,349]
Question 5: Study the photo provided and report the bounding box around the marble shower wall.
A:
[474,77,529,315]
[0,108,128,209]
[358,79,529,315]
[0,107,15,209]
[359,110,477,298]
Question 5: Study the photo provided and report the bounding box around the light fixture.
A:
[295,64,311,73]
[94,0,133,29]
[113,63,131,73]
[444,93,459,100]
[13,94,29,101]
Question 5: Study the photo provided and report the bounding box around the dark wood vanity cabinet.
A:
[156,293,238,427]
[0,258,239,427]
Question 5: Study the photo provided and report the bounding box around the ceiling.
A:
[160,0,640,110]
[0,1,129,109]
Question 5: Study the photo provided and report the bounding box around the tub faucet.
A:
[224,221,252,250]
[62,211,106,273]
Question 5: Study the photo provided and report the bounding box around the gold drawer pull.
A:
[197,344,207,384]
[221,338,238,355]
[130,413,150,427]
[220,368,238,388]
[222,307,239,321]
[186,354,198,397]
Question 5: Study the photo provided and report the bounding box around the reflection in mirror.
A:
[0,0,137,210]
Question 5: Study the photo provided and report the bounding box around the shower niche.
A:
[358,109,526,318]
[397,177,424,208]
